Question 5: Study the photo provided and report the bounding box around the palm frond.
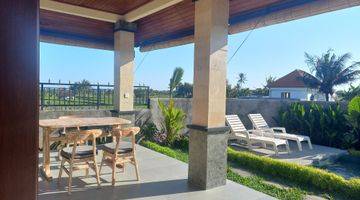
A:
[304,52,318,73]
[334,53,352,70]
[303,49,359,100]
[301,73,320,88]
[169,67,184,97]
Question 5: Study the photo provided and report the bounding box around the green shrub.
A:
[279,102,353,149]
[158,99,186,146]
[347,96,360,149]
[227,148,360,199]
[349,149,360,157]
[348,96,360,113]
[171,135,189,152]
[138,122,158,141]
[141,140,189,163]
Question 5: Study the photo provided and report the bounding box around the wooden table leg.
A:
[40,127,53,181]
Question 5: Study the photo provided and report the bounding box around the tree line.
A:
[158,49,360,101]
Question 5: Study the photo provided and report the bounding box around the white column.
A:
[188,0,229,190]
[114,30,134,112]
[192,0,229,128]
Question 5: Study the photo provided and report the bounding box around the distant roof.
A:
[268,69,319,88]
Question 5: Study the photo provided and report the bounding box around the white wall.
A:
[269,87,331,101]
[269,87,308,100]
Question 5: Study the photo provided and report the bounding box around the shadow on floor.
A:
[38,178,196,200]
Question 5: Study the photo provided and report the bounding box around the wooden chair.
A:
[58,128,102,194]
[99,127,140,186]
[48,115,81,160]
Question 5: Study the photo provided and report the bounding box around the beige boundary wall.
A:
[38,98,347,138]
[150,98,348,133]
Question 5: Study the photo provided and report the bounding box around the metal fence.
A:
[39,82,150,110]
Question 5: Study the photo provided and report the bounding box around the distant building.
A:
[268,69,332,101]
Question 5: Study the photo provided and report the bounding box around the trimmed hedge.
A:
[227,148,360,199]
[141,140,189,163]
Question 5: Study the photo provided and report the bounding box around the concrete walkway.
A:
[38,145,274,200]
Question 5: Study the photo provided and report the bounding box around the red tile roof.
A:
[268,69,319,88]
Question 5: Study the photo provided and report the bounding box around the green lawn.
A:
[41,91,147,109]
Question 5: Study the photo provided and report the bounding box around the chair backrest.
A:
[225,115,250,139]
[65,128,101,160]
[111,127,140,157]
[248,113,269,129]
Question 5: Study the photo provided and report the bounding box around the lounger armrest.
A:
[248,129,263,136]
[271,127,286,133]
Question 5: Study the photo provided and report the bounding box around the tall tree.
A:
[236,73,247,88]
[264,75,277,89]
[175,82,193,98]
[304,49,360,101]
[70,79,92,94]
[258,76,277,96]
[169,67,184,98]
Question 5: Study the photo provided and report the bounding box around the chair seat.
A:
[49,130,63,138]
[274,133,309,141]
[102,142,133,154]
[60,145,94,159]
[250,135,287,146]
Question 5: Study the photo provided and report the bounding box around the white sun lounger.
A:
[226,115,290,156]
[248,113,313,151]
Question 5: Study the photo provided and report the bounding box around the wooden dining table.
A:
[39,117,131,180]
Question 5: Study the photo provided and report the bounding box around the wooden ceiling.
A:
[39,0,360,50]
[40,9,114,49]
[40,0,285,49]
[135,0,285,46]
[54,0,153,15]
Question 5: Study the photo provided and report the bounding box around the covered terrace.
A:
[1,0,360,199]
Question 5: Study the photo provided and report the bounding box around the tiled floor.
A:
[38,145,274,200]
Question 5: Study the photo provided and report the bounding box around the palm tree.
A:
[169,67,184,98]
[236,73,247,88]
[304,49,360,101]
[264,75,277,89]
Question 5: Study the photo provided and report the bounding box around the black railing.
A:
[39,82,150,110]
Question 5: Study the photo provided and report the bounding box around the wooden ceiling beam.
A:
[40,0,184,23]
[40,0,122,23]
[124,0,184,22]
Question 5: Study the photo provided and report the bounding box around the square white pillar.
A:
[188,0,230,190]
[114,30,135,112]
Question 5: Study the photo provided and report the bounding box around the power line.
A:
[135,51,150,73]
[228,17,264,64]
[135,17,262,71]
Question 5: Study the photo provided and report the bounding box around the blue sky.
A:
[40,6,360,90]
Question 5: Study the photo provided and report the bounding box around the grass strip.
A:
[227,169,305,200]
